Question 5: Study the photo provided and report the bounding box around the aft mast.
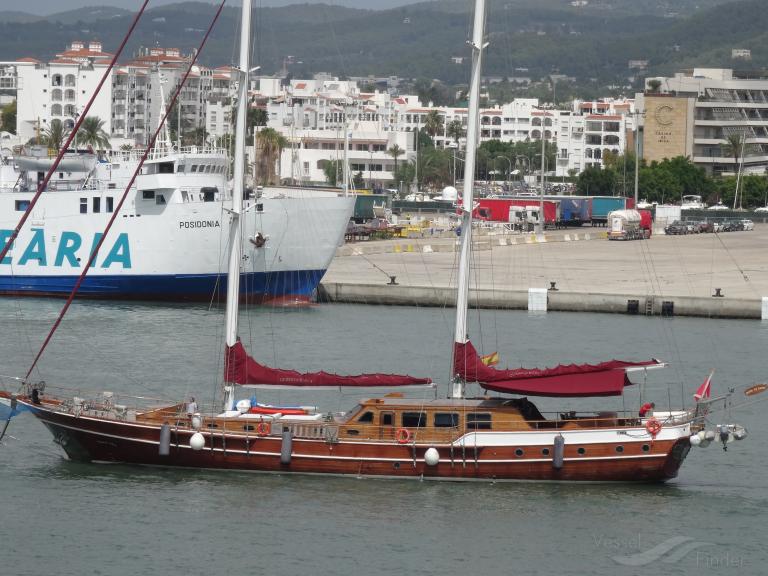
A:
[223,0,253,411]
[452,0,487,400]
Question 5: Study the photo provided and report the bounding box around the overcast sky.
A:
[22,1,423,16]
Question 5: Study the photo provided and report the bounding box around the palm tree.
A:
[446,120,464,145]
[44,119,69,152]
[75,116,111,151]
[723,132,745,169]
[256,127,288,185]
[387,144,405,177]
[424,110,444,139]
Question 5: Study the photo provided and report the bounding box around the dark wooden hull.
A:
[32,405,691,482]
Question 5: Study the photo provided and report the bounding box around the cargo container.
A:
[591,196,631,225]
[473,198,559,225]
[353,193,391,222]
[547,196,592,225]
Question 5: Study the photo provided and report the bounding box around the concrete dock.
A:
[321,225,768,319]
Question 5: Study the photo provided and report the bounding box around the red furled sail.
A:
[454,340,662,397]
[225,341,432,388]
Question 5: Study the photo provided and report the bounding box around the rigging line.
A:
[23,1,228,382]
[0,0,151,267]
[712,231,759,296]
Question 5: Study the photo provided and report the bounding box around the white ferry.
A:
[0,146,354,303]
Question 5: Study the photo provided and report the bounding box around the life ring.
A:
[256,421,271,436]
[645,417,662,437]
[395,428,411,444]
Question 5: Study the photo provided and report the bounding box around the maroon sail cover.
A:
[454,340,661,397]
[225,341,432,387]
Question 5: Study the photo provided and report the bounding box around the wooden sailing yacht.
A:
[0,0,748,481]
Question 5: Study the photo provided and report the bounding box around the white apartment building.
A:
[641,68,768,175]
[15,41,114,144]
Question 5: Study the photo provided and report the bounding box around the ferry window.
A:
[156,194,166,205]
[106,197,114,213]
[434,413,459,428]
[15,200,30,212]
[402,412,426,428]
[177,164,185,173]
[191,165,198,173]
[108,183,116,189]
[466,413,492,430]
[79,198,87,214]
[142,190,155,200]
[158,162,174,174]
[381,412,394,426]
[205,165,212,173]
[92,197,101,213]
[357,411,374,423]
[202,187,217,202]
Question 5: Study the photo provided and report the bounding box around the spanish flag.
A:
[481,351,500,366]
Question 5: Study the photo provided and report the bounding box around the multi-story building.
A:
[15,41,114,143]
[554,98,635,176]
[640,68,768,175]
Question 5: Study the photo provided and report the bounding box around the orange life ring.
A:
[395,428,411,444]
[645,417,662,437]
[256,421,271,436]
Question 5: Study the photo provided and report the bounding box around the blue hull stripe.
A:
[0,270,327,301]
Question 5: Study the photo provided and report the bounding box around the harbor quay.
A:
[321,224,768,319]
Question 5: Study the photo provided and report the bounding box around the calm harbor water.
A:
[1,298,766,576]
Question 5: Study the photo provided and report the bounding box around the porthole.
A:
[615,445,624,453]
[642,444,650,452]
[541,448,550,456]
[515,448,524,457]
[577,447,586,455]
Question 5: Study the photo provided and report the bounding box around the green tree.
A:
[75,116,111,150]
[321,159,343,186]
[576,165,617,196]
[393,160,416,190]
[446,119,464,145]
[0,101,17,134]
[255,127,288,185]
[423,110,444,138]
[387,144,405,176]
[352,171,365,189]
[247,107,268,132]
[43,119,69,152]
[418,147,451,190]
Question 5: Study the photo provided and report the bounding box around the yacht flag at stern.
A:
[454,340,663,397]
[225,342,433,388]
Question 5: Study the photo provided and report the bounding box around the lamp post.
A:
[515,155,530,182]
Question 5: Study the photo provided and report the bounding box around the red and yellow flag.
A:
[481,351,500,366]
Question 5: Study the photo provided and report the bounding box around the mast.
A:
[539,120,545,233]
[223,0,252,411]
[451,0,486,399]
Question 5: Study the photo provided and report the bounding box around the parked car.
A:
[754,206,768,213]
[698,221,715,233]
[713,221,724,233]
[740,219,755,231]
[664,221,688,235]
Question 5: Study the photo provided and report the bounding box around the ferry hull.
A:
[0,269,327,303]
[30,405,690,482]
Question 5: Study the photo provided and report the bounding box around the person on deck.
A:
[639,401,655,417]
[186,396,198,417]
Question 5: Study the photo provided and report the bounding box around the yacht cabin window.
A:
[402,412,426,428]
